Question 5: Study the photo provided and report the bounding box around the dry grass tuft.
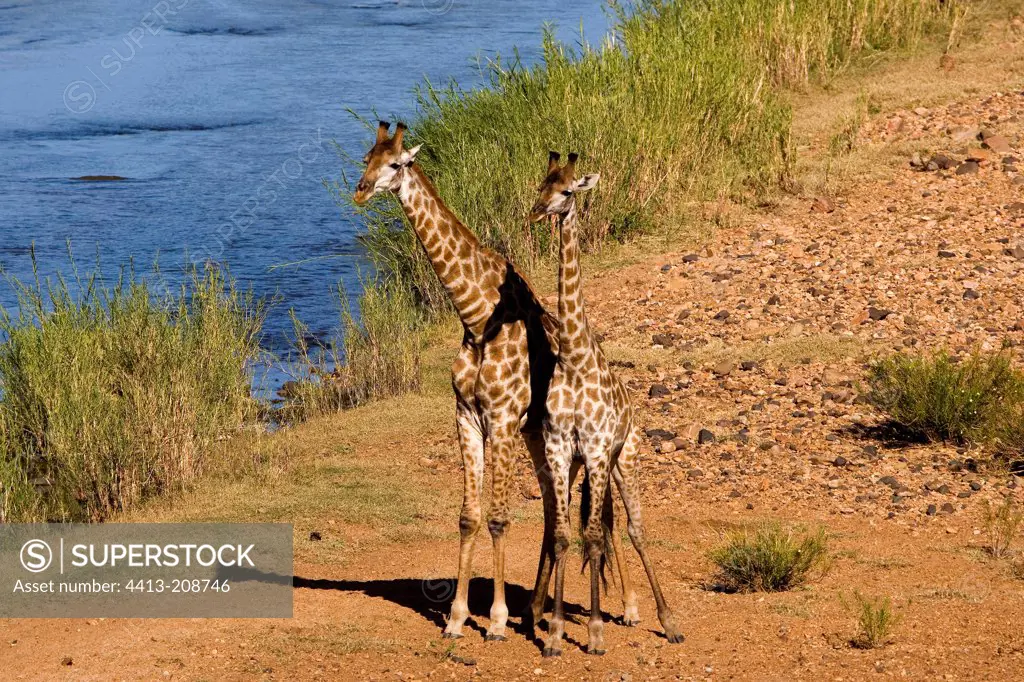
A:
[708,522,830,592]
[983,497,1023,559]
[850,592,901,649]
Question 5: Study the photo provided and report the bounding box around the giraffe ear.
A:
[547,151,561,172]
[572,173,600,193]
[376,121,390,143]
[398,143,422,167]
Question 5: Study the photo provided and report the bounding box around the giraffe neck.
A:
[557,199,591,358]
[395,164,492,332]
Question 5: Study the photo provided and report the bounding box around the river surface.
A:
[0,0,608,394]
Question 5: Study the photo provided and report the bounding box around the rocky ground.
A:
[575,88,1024,528]
[3,70,1024,682]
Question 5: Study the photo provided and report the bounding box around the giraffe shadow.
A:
[293,575,603,652]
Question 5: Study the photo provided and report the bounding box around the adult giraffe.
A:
[353,121,560,641]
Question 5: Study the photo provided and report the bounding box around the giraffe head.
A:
[352,121,422,204]
[528,151,599,223]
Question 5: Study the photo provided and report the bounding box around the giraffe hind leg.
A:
[443,403,485,639]
[603,481,641,626]
[612,427,685,644]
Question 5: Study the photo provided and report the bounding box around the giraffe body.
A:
[354,122,558,641]
[529,152,684,656]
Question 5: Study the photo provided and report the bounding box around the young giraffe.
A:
[353,123,638,643]
[529,151,684,656]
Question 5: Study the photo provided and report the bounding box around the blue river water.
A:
[0,0,608,394]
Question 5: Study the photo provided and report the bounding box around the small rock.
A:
[963,289,981,301]
[713,360,736,377]
[651,333,675,347]
[682,253,700,263]
[687,468,704,480]
[811,196,835,213]
[937,250,957,258]
[879,475,901,490]
[983,134,1013,155]
[61,657,73,667]
[926,504,937,516]
[698,429,716,445]
[740,360,758,371]
[645,428,676,440]
[868,307,893,322]
[713,310,730,321]
[833,456,848,467]
[309,531,322,542]
[659,440,677,454]
[970,481,983,491]
[941,502,955,514]
[956,160,980,175]
[766,294,781,306]
[649,384,671,399]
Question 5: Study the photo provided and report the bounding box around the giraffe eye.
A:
[389,163,401,169]
[561,190,572,197]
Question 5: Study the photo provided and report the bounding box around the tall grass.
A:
[330,0,962,317]
[279,276,422,424]
[0,262,264,522]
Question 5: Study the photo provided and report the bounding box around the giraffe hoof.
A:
[542,647,562,658]
[441,632,463,640]
[485,634,507,642]
[665,630,685,644]
[622,618,641,627]
[587,647,606,656]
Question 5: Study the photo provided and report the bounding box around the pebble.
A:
[956,160,980,175]
[649,384,671,398]
[698,429,716,445]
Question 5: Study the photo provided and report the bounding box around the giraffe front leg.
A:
[485,424,519,642]
[542,431,572,657]
[443,404,485,639]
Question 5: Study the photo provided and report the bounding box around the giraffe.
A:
[528,151,685,656]
[352,120,562,642]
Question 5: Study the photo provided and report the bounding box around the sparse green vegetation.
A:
[983,497,1022,559]
[332,0,964,319]
[0,262,264,522]
[866,351,1024,445]
[708,522,830,592]
[850,592,901,649]
[279,276,422,424]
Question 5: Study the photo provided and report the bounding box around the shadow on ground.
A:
[293,575,626,651]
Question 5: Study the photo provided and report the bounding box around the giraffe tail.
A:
[579,470,613,591]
